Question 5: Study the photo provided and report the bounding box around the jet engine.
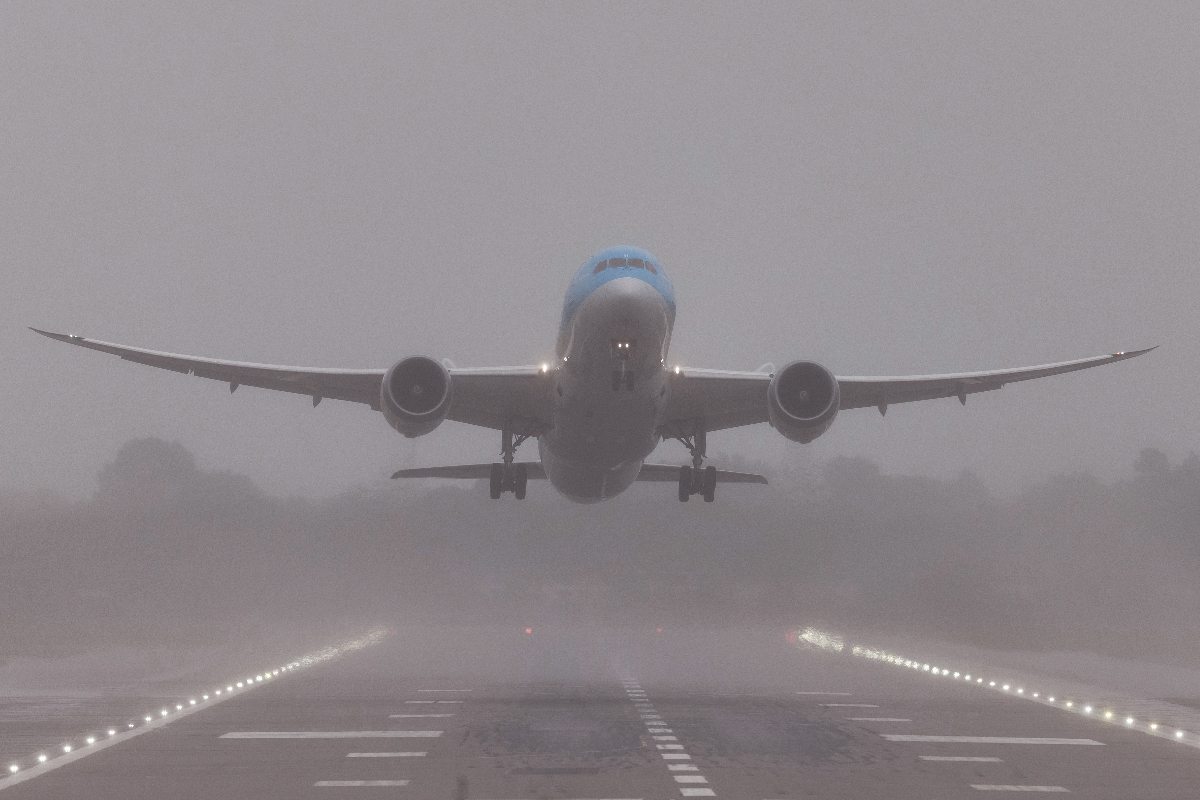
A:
[381,356,453,438]
[767,360,840,443]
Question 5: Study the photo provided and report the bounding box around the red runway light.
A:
[525,628,532,634]
[657,628,663,633]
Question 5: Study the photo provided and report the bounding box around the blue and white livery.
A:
[33,246,1152,503]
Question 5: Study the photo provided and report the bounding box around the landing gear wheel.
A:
[702,465,716,503]
[514,463,528,500]
[678,466,692,502]
[489,463,503,499]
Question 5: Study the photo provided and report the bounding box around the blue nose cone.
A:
[561,246,675,329]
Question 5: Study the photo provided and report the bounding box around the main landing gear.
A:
[490,428,530,500]
[674,426,716,503]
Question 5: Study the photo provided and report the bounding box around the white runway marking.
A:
[652,735,678,741]
[436,700,463,704]
[661,753,691,760]
[221,731,443,738]
[404,700,435,704]
[347,752,426,757]
[883,736,1103,745]
[674,775,708,783]
[921,756,1003,762]
[315,780,410,787]
[971,786,1069,792]
[848,717,910,722]
[647,728,672,733]
[679,790,716,797]
[668,764,700,771]
[389,714,455,718]
[796,691,853,695]
[657,744,685,750]
[820,703,878,707]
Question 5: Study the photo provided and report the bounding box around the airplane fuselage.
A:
[538,247,676,502]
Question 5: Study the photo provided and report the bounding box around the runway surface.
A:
[2,626,1200,799]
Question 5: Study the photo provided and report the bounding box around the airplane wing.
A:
[30,329,553,433]
[657,348,1154,437]
[391,462,767,484]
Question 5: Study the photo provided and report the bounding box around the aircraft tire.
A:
[489,463,503,499]
[514,463,528,500]
[678,466,691,502]
[702,465,716,503]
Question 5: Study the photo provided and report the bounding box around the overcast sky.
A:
[2,3,1196,499]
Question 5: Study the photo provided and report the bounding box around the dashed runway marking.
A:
[920,756,1003,762]
[623,678,717,796]
[221,731,443,739]
[882,736,1102,745]
[971,786,1069,792]
[404,700,435,704]
[315,780,410,787]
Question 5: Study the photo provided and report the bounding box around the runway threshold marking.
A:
[920,756,1003,762]
[882,735,1102,745]
[315,780,410,787]
[346,752,426,757]
[221,731,443,739]
[970,786,1069,792]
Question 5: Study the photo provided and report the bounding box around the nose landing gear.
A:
[490,428,530,499]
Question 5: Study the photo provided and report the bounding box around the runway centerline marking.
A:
[404,700,435,704]
[921,756,1003,762]
[882,736,1103,745]
[221,731,443,739]
[347,752,426,757]
[971,786,1069,792]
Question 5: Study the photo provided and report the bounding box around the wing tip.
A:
[1113,346,1158,359]
[30,328,84,344]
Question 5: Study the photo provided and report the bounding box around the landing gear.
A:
[673,426,717,502]
[490,428,531,499]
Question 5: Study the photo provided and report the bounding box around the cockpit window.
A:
[591,255,658,275]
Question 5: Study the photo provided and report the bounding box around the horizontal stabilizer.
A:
[391,463,546,480]
[635,464,769,484]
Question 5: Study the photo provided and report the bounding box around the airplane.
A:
[32,245,1152,504]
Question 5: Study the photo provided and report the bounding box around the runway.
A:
[2,626,1199,799]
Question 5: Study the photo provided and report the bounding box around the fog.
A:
[2,3,1196,500]
[4,438,1197,671]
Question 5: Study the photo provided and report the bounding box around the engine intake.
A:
[767,361,840,443]
[381,356,452,438]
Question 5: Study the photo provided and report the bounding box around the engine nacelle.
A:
[381,356,452,438]
[767,360,840,444]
